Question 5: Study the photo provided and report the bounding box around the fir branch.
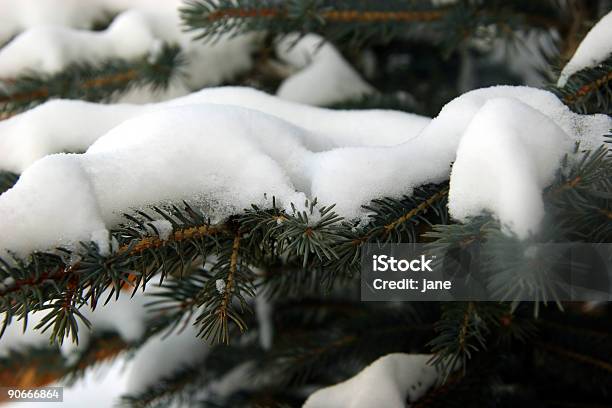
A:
[181,0,562,47]
[0,203,225,344]
[0,345,63,388]
[217,234,243,339]
[535,341,612,374]
[428,302,513,376]
[0,43,184,117]
[554,55,612,115]
[195,231,256,344]
[0,331,128,391]
[546,144,612,241]
[326,182,449,282]
[381,186,449,235]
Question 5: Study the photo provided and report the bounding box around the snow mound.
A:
[303,353,440,408]
[0,86,608,256]
[275,34,375,106]
[449,98,573,238]
[558,10,612,87]
[0,87,430,173]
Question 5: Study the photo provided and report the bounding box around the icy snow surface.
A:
[303,353,440,408]
[0,86,609,256]
[558,10,612,87]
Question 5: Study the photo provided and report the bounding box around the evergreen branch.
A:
[546,144,612,241]
[554,55,612,115]
[0,203,226,344]
[0,346,63,389]
[119,224,226,256]
[0,220,225,299]
[181,0,563,47]
[217,234,242,337]
[325,182,449,282]
[118,342,247,408]
[1,140,607,346]
[195,231,256,344]
[0,331,128,391]
[381,186,449,235]
[428,302,513,376]
[535,341,612,374]
[120,365,206,408]
[0,43,185,117]
[267,303,435,386]
[204,6,446,23]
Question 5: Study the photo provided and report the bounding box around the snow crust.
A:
[303,353,440,408]
[0,86,609,256]
[558,10,612,87]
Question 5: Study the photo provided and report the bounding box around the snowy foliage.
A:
[0,86,608,256]
[303,354,440,408]
[0,1,373,105]
[0,290,149,358]
[558,10,612,87]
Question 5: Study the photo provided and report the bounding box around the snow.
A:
[255,293,274,350]
[0,86,609,256]
[0,289,149,358]
[275,34,375,106]
[0,10,164,76]
[215,279,226,295]
[0,87,430,173]
[125,317,209,394]
[0,3,375,105]
[0,5,257,101]
[59,290,149,358]
[448,98,573,238]
[149,219,173,241]
[303,353,440,408]
[558,10,612,87]
[3,357,130,408]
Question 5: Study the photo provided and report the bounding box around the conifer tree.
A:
[0,1,610,407]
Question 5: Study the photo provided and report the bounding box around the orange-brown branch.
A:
[0,69,139,105]
[536,341,612,373]
[563,70,612,104]
[384,187,449,233]
[0,223,226,298]
[217,233,241,340]
[207,6,445,23]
